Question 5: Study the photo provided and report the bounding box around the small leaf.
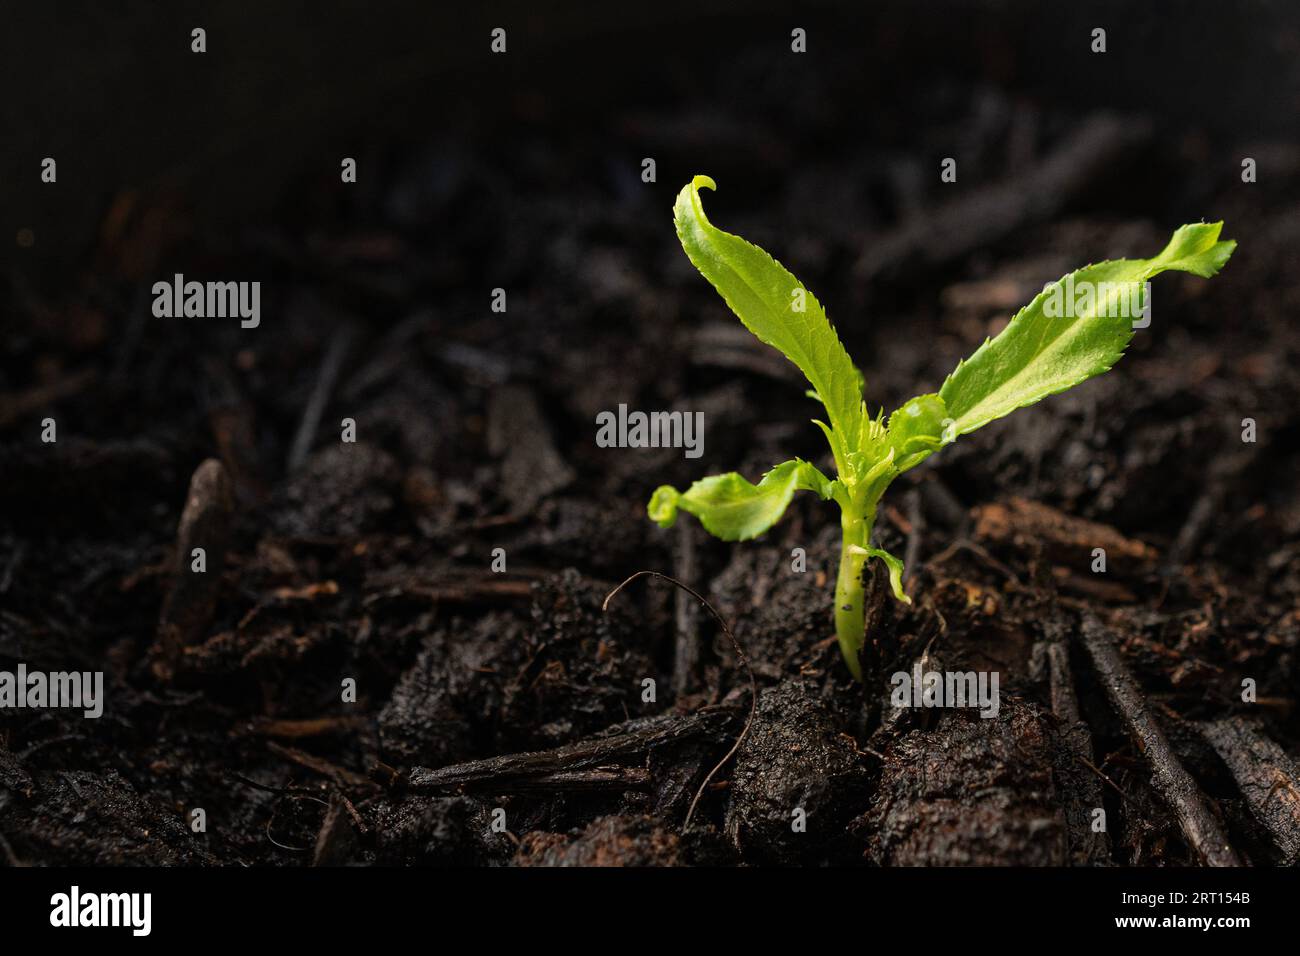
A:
[675,175,863,466]
[647,485,682,527]
[939,222,1236,438]
[887,393,949,472]
[647,459,834,541]
[848,543,911,604]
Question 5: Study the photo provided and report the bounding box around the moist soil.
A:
[3,26,1299,867]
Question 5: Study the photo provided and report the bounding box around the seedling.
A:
[649,175,1235,680]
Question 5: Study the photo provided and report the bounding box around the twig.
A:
[602,570,757,832]
[242,715,367,739]
[287,326,353,473]
[1038,629,1116,863]
[151,458,234,680]
[228,772,327,798]
[338,792,368,835]
[266,741,373,790]
[1077,614,1240,866]
[1075,753,1133,806]
[671,522,701,697]
[407,708,737,793]
[1200,717,1300,864]
[926,538,1021,583]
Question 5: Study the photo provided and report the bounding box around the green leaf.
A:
[675,175,864,465]
[806,364,866,407]
[939,222,1236,437]
[647,459,834,541]
[887,393,949,472]
[847,543,911,605]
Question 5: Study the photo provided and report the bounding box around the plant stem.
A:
[834,506,872,681]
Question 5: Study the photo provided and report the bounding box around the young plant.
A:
[649,175,1235,680]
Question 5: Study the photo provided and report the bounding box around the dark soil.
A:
[3,11,1299,867]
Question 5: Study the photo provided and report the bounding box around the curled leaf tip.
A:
[690,174,717,192]
[849,544,911,605]
[647,486,681,528]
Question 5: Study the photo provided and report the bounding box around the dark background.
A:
[7,1,1298,270]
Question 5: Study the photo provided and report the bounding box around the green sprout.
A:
[649,175,1236,680]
